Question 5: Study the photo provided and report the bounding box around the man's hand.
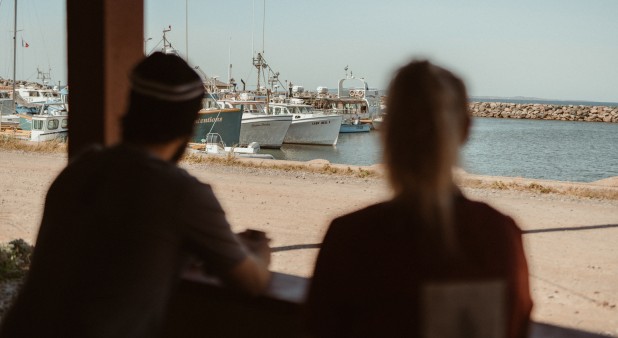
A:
[237,229,271,267]
[220,230,272,296]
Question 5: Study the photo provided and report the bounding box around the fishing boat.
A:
[221,99,292,149]
[339,122,371,133]
[268,101,342,145]
[313,74,381,133]
[30,111,68,142]
[192,94,244,146]
[15,85,62,104]
[16,102,67,131]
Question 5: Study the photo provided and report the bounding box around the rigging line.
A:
[251,0,255,57]
[31,0,52,71]
[148,38,163,55]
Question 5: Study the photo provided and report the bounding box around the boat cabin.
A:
[30,114,69,142]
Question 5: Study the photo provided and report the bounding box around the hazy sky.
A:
[1,0,617,102]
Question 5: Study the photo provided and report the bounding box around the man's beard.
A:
[171,138,189,163]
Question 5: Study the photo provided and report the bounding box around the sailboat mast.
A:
[185,0,189,61]
[228,35,231,87]
[11,0,18,114]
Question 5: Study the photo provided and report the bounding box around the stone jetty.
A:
[469,102,618,123]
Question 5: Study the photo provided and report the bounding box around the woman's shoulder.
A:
[456,195,521,235]
[333,201,400,223]
[328,200,414,236]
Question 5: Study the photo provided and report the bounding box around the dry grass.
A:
[459,177,618,200]
[182,152,381,179]
[0,135,66,153]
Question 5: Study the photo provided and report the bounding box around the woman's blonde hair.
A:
[383,60,470,251]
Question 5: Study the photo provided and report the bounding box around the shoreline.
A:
[184,154,618,200]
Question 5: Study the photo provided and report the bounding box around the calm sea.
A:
[261,118,618,183]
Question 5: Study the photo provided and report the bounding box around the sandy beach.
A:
[0,149,617,336]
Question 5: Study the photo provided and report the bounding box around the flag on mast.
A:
[21,38,29,48]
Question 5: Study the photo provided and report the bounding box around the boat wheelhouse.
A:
[312,76,381,133]
[221,100,292,149]
[269,102,342,146]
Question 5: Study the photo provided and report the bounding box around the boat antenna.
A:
[162,25,172,50]
[37,67,52,86]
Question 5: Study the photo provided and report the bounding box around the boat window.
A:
[29,91,39,97]
[33,120,44,130]
[47,119,59,130]
[61,119,68,128]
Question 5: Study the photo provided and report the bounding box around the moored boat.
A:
[30,113,68,142]
[192,96,243,146]
[313,75,381,133]
[269,101,342,145]
[221,100,292,149]
[339,122,371,133]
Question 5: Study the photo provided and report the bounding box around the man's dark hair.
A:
[122,52,205,144]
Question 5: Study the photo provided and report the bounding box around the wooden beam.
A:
[66,0,143,158]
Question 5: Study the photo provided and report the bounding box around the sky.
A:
[1,0,617,102]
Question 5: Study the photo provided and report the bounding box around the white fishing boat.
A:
[269,101,342,146]
[15,86,62,104]
[30,112,68,142]
[313,73,381,133]
[221,100,292,149]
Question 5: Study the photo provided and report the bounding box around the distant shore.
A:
[469,102,618,123]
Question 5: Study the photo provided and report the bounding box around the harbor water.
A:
[261,117,618,183]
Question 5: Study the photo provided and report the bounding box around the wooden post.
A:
[66,0,143,158]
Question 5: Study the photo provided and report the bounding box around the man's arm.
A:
[219,230,271,295]
[221,255,271,296]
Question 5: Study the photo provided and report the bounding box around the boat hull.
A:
[284,115,342,146]
[192,108,243,146]
[240,114,292,149]
[339,123,371,133]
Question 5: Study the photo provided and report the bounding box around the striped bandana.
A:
[130,72,204,102]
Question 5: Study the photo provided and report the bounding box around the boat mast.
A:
[185,0,189,61]
[251,0,255,60]
[11,0,18,115]
[262,0,266,55]
[228,35,232,88]
[252,0,267,92]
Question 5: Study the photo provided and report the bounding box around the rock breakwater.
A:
[469,102,618,123]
